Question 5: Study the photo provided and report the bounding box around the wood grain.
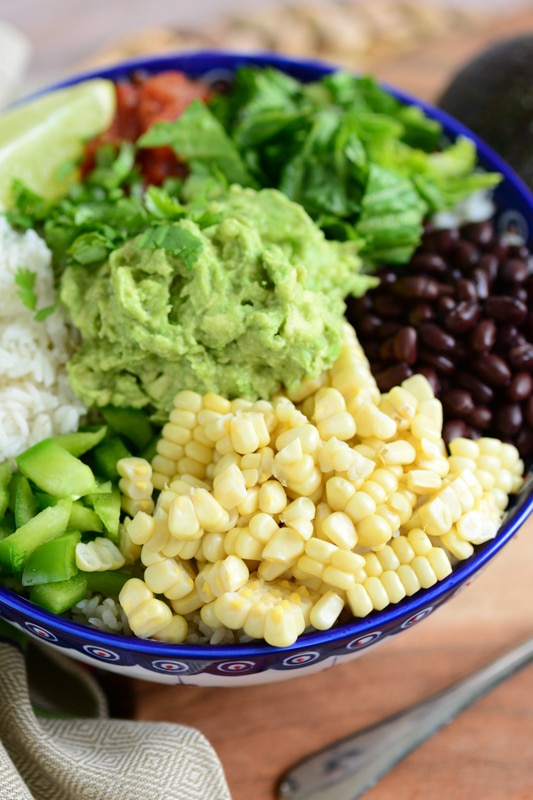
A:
[94,7,533,800]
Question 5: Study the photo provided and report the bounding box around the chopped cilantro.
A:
[14,267,37,310]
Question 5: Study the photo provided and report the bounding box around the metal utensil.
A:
[278,635,533,800]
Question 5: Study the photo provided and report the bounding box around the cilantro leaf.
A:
[14,267,37,310]
[138,99,257,189]
[135,223,203,269]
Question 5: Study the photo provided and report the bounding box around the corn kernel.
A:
[168,494,202,541]
[411,555,437,588]
[364,551,383,577]
[401,373,435,402]
[152,614,188,643]
[200,531,226,562]
[230,412,270,455]
[364,576,390,610]
[317,411,356,442]
[156,439,185,461]
[376,545,401,571]
[144,557,195,600]
[346,583,373,617]
[426,547,453,580]
[258,480,287,515]
[310,591,345,630]
[190,488,230,532]
[325,476,356,511]
[237,486,260,516]
[396,563,420,595]
[356,514,393,549]
[126,511,155,545]
[448,436,480,459]
[262,527,305,563]
[407,469,442,494]
[390,536,417,566]
[76,538,125,571]
[162,422,192,446]
[381,570,407,604]
[321,511,358,549]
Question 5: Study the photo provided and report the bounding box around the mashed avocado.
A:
[60,185,375,419]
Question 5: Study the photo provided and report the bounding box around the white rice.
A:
[0,216,87,460]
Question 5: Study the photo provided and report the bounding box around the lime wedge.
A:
[0,78,116,209]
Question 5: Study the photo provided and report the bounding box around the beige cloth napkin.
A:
[0,626,232,800]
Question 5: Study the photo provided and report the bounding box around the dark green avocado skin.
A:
[439,36,533,189]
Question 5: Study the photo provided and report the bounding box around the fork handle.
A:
[278,635,533,800]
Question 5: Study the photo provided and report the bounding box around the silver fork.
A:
[277,635,533,800]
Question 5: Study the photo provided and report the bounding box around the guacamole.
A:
[60,186,375,419]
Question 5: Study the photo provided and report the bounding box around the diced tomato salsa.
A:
[82,71,211,185]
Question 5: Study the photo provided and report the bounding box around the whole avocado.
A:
[439,35,533,188]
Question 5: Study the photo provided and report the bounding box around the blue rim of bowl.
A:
[2,49,533,661]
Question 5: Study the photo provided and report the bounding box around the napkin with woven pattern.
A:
[0,625,232,800]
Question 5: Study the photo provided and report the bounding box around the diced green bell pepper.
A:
[16,439,97,498]
[84,569,131,596]
[53,426,107,457]
[0,462,13,518]
[0,499,72,575]
[89,487,121,543]
[68,501,104,534]
[29,573,87,614]
[100,406,155,451]
[13,475,40,528]
[92,436,132,481]
[22,529,81,586]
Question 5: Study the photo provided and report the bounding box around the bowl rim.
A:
[2,48,533,660]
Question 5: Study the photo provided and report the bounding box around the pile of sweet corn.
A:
[115,323,524,648]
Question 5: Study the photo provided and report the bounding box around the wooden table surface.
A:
[7,2,533,798]
[93,8,533,799]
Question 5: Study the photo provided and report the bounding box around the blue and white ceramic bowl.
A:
[1,50,533,687]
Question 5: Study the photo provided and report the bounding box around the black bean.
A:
[495,324,522,349]
[378,321,402,341]
[374,362,413,392]
[420,228,460,253]
[393,326,418,364]
[436,296,456,316]
[461,220,494,247]
[508,343,533,372]
[379,338,396,361]
[373,294,404,318]
[470,268,490,300]
[456,279,478,302]
[469,319,497,353]
[358,313,382,337]
[418,349,456,375]
[477,252,499,281]
[507,372,533,402]
[456,371,494,405]
[444,301,480,333]
[410,252,448,274]
[500,258,529,284]
[451,240,479,271]
[495,403,523,438]
[515,429,533,459]
[418,322,456,353]
[484,295,528,325]
[441,388,475,418]
[524,396,533,428]
[408,303,434,325]
[466,406,493,430]
[392,276,440,300]
[442,419,474,442]
[473,354,512,386]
